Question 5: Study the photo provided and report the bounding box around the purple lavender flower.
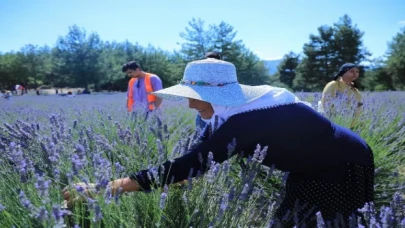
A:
[207,152,214,168]
[7,143,30,182]
[206,162,220,183]
[218,193,228,218]
[75,185,85,194]
[95,135,113,152]
[252,144,261,162]
[34,173,51,203]
[93,204,103,222]
[35,206,49,221]
[147,167,159,186]
[75,143,85,154]
[114,187,123,205]
[114,162,125,176]
[239,184,250,201]
[282,172,289,185]
[91,151,112,192]
[71,154,85,174]
[159,192,168,209]
[156,139,165,164]
[18,190,35,213]
[316,211,326,228]
[134,130,141,145]
[71,143,87,174]
[400,218,405,227]
[159,185,169,209]
[52,204,71,224]
[380,206,395,227]
[51,129,59,144]
[0,203,6,212]
[53,168,60,182]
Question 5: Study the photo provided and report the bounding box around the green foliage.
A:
[293,15,370,92]
[333,15,371,64]
[385,27,405,90]
[0,52,24,89]
[0,16,405,92]
[177,18,269,85]
[178,18,210,61]
[274,51,300,89]
[362,58,395,91]
[19,44,53,88]
[53,25,103,90]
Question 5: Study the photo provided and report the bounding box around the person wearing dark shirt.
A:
[63,59,374,226]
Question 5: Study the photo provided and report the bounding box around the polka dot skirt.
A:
[274,158,374,227]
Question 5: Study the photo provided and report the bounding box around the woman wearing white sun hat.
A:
[64,58,374,226]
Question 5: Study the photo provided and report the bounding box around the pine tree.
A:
[293,15,370,91]
[386,27,405,89]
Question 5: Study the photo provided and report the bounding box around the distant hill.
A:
[262,59,282,75]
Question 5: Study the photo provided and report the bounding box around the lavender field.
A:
[0,92,404,227]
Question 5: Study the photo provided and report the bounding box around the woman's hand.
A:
[62,178,141,206]
[62,182,98,207]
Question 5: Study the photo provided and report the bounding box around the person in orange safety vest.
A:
[122,61,163,112]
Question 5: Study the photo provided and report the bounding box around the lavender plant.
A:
[0,92,404,227]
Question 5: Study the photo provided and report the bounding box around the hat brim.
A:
[152,83,273,106]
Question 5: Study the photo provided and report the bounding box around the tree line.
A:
[0,15,404,92]
[272,15,405,91]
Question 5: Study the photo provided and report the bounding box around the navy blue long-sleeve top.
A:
[130,102,372,191]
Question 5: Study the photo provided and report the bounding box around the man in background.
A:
[122,61,163,113]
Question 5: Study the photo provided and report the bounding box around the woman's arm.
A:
[62,120,245,203]
[129,119,251,191]
[110,177,141,195]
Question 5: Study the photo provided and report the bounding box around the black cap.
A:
[333,63,358,80]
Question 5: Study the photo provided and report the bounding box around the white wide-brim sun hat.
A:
[152,58,273,107]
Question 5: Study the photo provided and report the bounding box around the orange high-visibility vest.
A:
[127,73,157,112]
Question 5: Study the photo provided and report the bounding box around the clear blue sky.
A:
[1,0,404,60]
